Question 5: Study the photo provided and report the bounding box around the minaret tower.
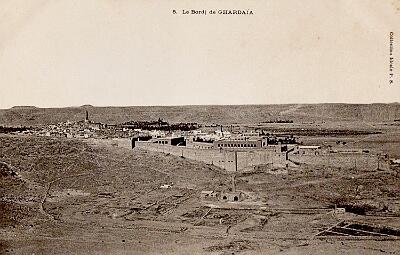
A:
[85,110,89,123]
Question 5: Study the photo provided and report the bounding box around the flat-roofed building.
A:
[213,138,266,149]
[186,140,215,149]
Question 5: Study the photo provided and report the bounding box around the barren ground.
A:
[1,124,400,254]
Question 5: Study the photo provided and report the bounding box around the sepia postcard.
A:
[1,1,400,254]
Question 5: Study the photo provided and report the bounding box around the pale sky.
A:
[0,0,399,109]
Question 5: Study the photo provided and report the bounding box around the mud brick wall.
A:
[290,152,387,171]
[135,141,287,172]
[236,150,287,171]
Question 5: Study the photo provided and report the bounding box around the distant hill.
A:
[0,104,399,126]
[10,106,38,110]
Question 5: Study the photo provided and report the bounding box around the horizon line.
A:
[2,102,400,110]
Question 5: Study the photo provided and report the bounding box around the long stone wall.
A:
[289,152,387,171]
[237,150,287,170]
[135,141,287,172]
[93,139,386,172]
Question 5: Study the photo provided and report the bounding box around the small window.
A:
[234,196,238,201]
[223,196,227,200]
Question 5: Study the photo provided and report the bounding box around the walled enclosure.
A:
[106,138,387,173]
[135,141,287,172]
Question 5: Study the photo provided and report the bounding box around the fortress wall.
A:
[237,150,287,170]
[290,152,385,171]
[100,139,385,172]
[135,142,285,172]
[135,141,236,170]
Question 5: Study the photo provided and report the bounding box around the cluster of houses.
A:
[32,119,135,139]
[14,110,305,154]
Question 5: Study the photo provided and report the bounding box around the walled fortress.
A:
[135,141,287,172]
[104,138,387,173]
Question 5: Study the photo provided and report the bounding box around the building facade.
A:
[213,139,266,149]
